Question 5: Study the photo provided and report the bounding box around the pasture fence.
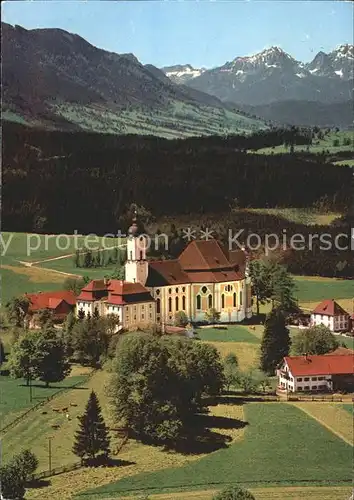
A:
[0,369,96,434]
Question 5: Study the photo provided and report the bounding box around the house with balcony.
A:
[277,352,354,393]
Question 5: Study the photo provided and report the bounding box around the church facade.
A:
[125,219,252,324]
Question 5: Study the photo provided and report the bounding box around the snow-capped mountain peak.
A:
[161,64,205,84]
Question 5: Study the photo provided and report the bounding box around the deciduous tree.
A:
[292,325,339,355]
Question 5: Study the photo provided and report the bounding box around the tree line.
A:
[2,122,351,234]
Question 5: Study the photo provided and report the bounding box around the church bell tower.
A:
[125,214,149,286]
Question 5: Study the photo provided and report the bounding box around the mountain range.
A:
[2,22,353,134]
[162,46,354,127]
[1,22,265,137]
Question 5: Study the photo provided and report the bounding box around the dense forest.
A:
[2,122,352,235]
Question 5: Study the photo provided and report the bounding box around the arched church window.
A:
[208,294,212,308]
[182,296,186,310]
[239,291,243,306]
[175,296,179,310]
[140,251,143,260]
[129,251,133,260]
[196,295,201,310]
[201,286,208,294]
[233,292,237,307]
[168,288,172,294]
[155,289,160,296]
[156,298,160,314]
[221,294,225,309]
[168,297,172,313]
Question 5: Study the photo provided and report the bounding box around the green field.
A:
[254,130,354,156]
[37,255,118,279]
[341,404,354,416]
[196,326,260,344]
[0,374,87,430]
[294,276,354,303]
[78,403,352,498]
[28,100,266,139]
[1,232,125,304]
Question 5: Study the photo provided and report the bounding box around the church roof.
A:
[146,239,246,287]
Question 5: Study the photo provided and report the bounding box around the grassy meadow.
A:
[253,130,354,156]
[77,403,353,498]
[0,232,125,304]
[0,372,89,432]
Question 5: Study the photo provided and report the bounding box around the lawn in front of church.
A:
[195,325,259,343]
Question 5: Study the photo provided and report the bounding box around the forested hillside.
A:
[2,123,352,235]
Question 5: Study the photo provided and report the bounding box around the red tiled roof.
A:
[285,355,354,377]
[146,260,190,286]
[312,299,349,317]
[179,240,233,271]
[77,279,154,304]
[25,290,76,311]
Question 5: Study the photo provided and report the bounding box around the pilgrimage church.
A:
[77,217,252,328]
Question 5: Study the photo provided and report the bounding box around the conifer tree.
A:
[260,307,291,375]
[73,391,110,464]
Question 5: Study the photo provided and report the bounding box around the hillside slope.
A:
[2,23,265,137]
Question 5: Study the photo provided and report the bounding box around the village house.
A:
[24,290,76,328]
[311,299,350,333]
[277,350,354,393]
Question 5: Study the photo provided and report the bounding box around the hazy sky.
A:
[2,1,353,68]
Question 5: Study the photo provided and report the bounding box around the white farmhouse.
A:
[311,299,350,333]
[277,352,354,393]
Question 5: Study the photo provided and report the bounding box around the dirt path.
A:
[16,242,127,279]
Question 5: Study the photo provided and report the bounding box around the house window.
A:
[221,294,225,309]
[175,296,179,310]
[304,377,310,382]
[141,313,144,320]
[168,297,172,313]
[156,298,160,314]
[233,292,236,307]
[196,295,201,310]
[312,377,317,381]
[304,386,310,391]
[208,294,212,308]
[149,313,152,319]
[298,387,303,391]
[318,377,324,381]
[142,305,144,310]
[182,296,186,310]
[239,291,243,306]
[297,378,303,382]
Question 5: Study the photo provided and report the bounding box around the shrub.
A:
[213,486,255,500]
[213,486,256,500]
